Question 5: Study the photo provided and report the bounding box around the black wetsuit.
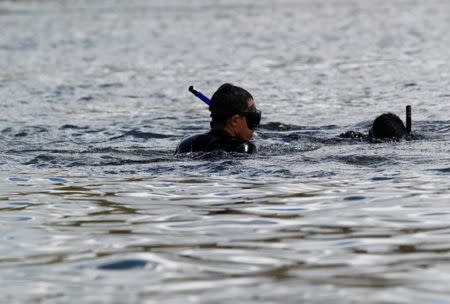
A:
[175,129,257,154]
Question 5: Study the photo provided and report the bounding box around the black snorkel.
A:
[406,105,412,133]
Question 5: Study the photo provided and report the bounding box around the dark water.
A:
[1,0,450,303]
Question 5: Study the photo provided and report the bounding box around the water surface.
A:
[1,0,450,303]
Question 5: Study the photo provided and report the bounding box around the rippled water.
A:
[1,0,450,303]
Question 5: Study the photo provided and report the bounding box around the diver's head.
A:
[369,113,408,139]
[209,83,261,141]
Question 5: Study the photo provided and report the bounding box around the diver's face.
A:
[235,99,256,141]
[225,98,261,141]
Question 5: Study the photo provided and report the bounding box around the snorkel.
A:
[189,86,211,106]
[406,105,412,133]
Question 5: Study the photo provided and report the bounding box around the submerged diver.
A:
[340,106,412,140]
[175,83,261,154]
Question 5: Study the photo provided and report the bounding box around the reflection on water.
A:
[2,173,450,302]
[1,0,450,303]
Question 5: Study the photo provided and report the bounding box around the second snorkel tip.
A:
[406,105,412,133]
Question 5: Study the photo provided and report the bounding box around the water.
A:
[1,0,450,303]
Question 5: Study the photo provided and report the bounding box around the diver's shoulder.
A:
[175,130,257,154]
[237,141,257,154]
[175,133,211,154]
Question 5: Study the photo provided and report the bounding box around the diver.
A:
[340,106,412,141]
[175,83,261,154]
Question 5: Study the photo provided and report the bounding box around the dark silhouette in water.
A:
[369,113,408,139]
[340,107,412,141]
